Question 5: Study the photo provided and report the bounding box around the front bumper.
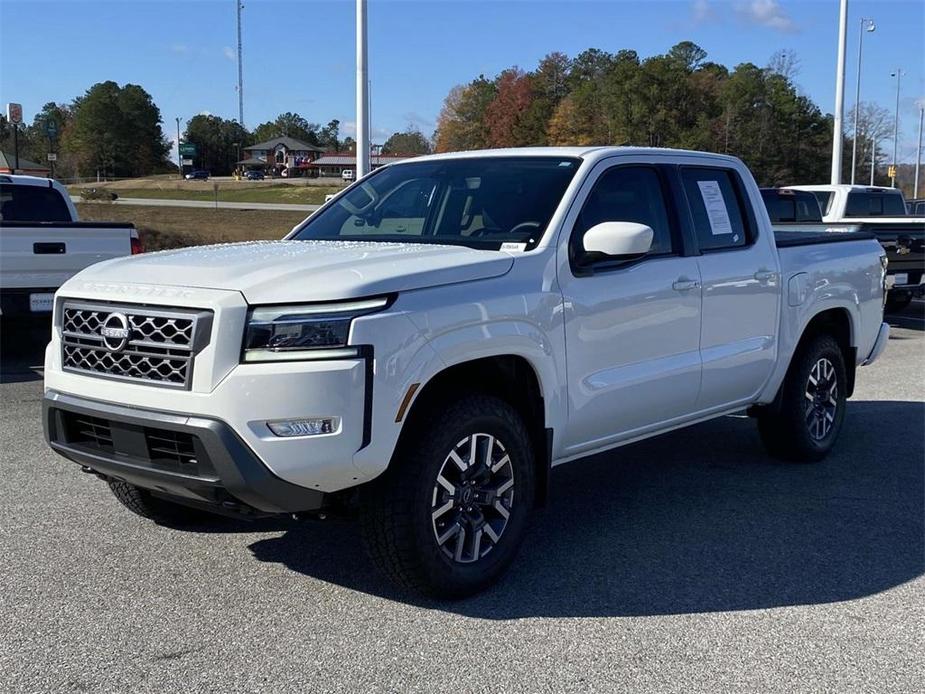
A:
[44,390,326,515]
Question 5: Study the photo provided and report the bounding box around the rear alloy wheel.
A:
[360,395,535,598]
[757,334,847,462]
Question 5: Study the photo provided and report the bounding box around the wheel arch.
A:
[396,354,554,506]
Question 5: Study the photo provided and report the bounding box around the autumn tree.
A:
[433,77,497,152]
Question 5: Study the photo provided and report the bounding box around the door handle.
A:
[754,269,777,283]
[672,278,700,292]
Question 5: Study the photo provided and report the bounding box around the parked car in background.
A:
[907,198,925,216]
[784,184,924,312]
[185,170,210,181]
[0,174,139,319]
[342,169,355,181]
[43,148,889,598]
[244,170,265,181]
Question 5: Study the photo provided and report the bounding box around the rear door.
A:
[679,166,780,410]
[557,161,702,455]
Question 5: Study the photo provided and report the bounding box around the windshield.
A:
[291,156,581,250]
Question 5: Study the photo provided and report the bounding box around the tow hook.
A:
[80,465,106,480]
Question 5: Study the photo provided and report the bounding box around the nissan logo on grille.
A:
[100,313,131,352]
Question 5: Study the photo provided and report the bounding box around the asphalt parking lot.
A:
[1,304,922,693]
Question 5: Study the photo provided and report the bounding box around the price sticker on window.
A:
[697,180,734,235]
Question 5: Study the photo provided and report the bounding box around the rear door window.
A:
[681,168,750,251]
[812,191,835,216]
[845,191,908,217]
[0,184,71,222]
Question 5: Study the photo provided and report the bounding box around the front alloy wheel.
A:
[360,395,535,598]
[431,433,515,564]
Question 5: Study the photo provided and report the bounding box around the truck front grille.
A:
[61,302,212,389]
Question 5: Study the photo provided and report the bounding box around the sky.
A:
[0,0,923,162]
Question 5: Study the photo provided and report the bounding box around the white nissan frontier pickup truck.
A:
[43,147,890,597]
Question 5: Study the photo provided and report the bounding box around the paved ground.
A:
[72,196,322,213]
[1,304,922,693]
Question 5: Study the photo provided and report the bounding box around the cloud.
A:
[401,112,435,130]
[223,46,236,62]
[340,121,390,141]
[735,0,798,33]
[691,0,713,24]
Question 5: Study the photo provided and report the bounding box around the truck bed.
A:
[774,229,876,248]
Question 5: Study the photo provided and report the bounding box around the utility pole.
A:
[891,68,903,188]
[915,106,924,199]
[236,1,244,127]
[870,134,876,186]
[830,0,848,185]
[851,17,875,184]
[356,0,370,179]
[176,117,182,179]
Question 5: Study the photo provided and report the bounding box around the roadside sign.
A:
[181,158,193,166]
[178,143,197,156]
[45,120,58,139]
[6,103,22,124]
[47,153,57,162]
[887,165,897,178]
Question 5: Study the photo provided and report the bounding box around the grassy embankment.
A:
[76,203,308,251]
[70,177,343,205]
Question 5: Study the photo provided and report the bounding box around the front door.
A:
[558,164,703,455]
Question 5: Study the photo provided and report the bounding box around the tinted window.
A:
[761,190,822,223]
[0,183,71,222]
[681,168,749,251]
[571,166,674,262]
[812,191,835,215]
[845,191,908,217]
[914,201,925,216]
[293,157,580,250]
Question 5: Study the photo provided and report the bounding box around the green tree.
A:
[66,81,169,177]
[250,112,320,145]
[184,114,249,175]
[318,119,341,151]
[381,128,432,155]
[434,76,497,152]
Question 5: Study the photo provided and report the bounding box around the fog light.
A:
[267,417,339,437]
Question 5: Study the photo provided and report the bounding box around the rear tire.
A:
[360,395,535,598]
[757,334,847,462]
[107,479,208,525]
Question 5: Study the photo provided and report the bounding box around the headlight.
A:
[242,297,389,362]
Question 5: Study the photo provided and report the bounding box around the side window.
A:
[572,166,674,261]
[681,168,749,251]
[813,191,834,216]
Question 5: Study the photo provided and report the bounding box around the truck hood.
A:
[68,240,515,303]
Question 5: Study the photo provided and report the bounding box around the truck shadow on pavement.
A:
[249,400,924,618]
[0,319,51,384]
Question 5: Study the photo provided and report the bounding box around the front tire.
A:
[360,395,535,598]
[757,334,847,462]
[107,479,208,525]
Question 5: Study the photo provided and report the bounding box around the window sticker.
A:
[500,242,528,253]
[696,180,734,235]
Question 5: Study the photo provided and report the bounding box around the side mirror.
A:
[582,221,654,259]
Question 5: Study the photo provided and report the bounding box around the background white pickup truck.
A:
[0,174,139,318]
[781,184,925,311]
[43,147,889,597]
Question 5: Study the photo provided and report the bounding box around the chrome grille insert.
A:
[61,302,212,389]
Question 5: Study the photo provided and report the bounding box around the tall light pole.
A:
[831,0,849,185]
[870,133,876,186]
[891,69,903,188]
[356,0,370,179]
[236,1,244,127]
[175,116,182,179]
[915,105,924,199]
[850,17,875,185]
